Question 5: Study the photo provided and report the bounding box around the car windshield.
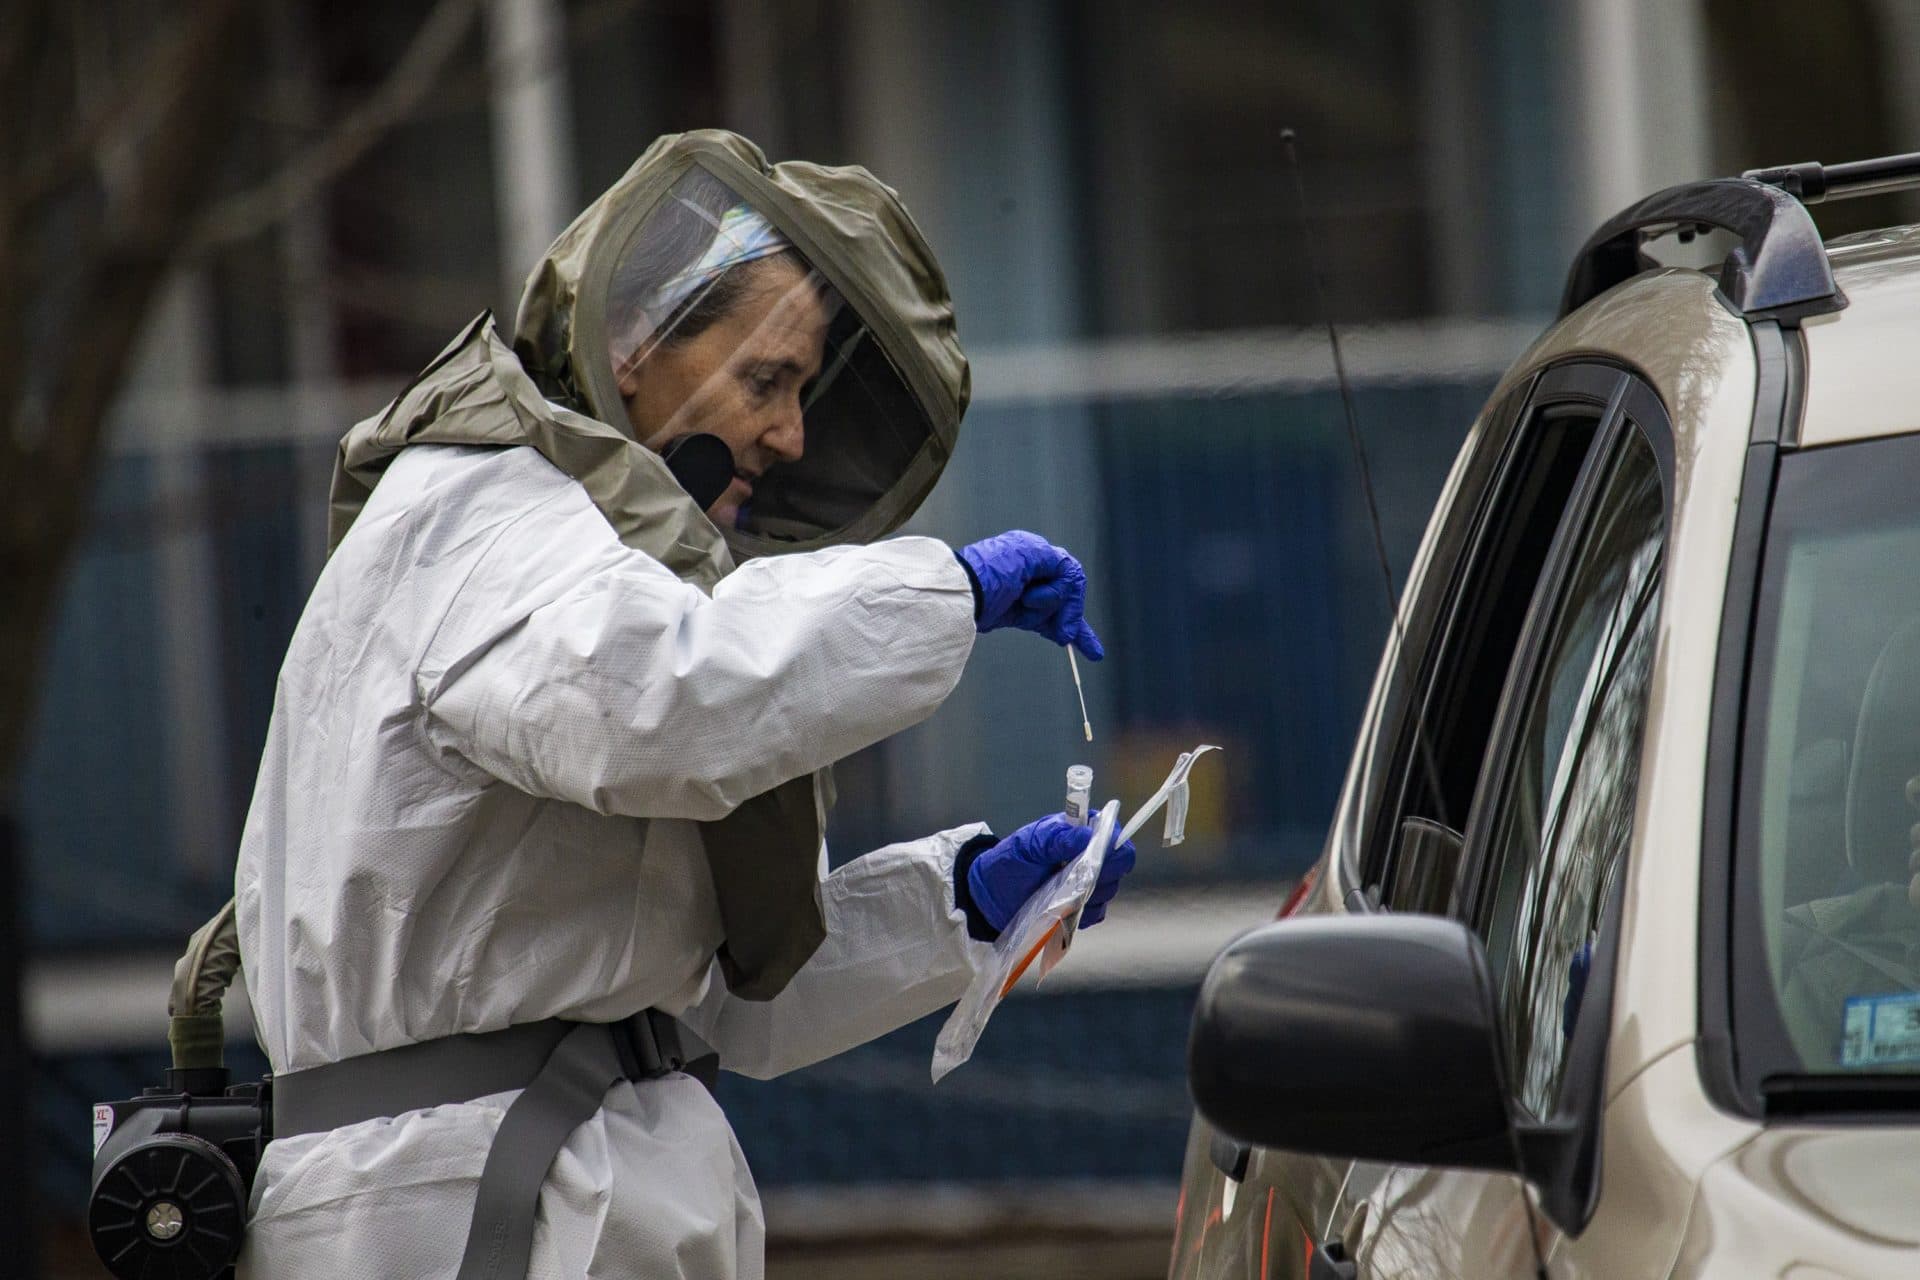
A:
[1740,433,1920,1075]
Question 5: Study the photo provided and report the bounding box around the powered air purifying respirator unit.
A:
[87,901,266,1280]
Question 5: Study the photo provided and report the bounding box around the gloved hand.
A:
[955,531,1105,660]
[958,813,1138,938]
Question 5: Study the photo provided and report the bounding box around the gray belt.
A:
[273,1009,719,1280]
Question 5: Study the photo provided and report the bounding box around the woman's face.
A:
[618,254,833,528]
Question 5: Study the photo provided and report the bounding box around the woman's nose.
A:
[762,401,805,462]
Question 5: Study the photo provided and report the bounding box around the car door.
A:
[1168,362,1628,1280]
[1350,371,1672,1278]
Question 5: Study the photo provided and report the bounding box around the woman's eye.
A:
[745,370,779,398]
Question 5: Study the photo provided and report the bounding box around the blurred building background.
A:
[15,0,1920,1274]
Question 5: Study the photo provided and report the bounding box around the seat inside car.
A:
[1845,614,1920,891]
[1775,614,1920,1065]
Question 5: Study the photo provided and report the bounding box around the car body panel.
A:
[1802,225,1920,448]
[1167,1116,1346,1279]
[1352,1163,1537,1278]
[1168,868,1352,1279]
[1668,1124,1920,1277]
[1349,269,1758,1277]
[1549,1045,1757,1278]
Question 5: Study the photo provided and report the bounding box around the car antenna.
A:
[1280,129,1552,1280]
[1277,129,1453,838]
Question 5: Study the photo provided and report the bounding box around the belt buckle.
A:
[614,1010,684,1080]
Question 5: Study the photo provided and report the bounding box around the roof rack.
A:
[1743,152,1920,204]
[1559,178,1845,322]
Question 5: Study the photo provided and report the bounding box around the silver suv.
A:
[1178,156,1920,1278]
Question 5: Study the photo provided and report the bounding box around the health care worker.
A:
[234,130,1137,1279]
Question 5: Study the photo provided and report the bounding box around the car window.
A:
[1733,433,1920,1078]
[1375,399,1603,913]
[1473,428,1665,1119]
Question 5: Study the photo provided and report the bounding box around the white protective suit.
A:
[234,440,993,1278]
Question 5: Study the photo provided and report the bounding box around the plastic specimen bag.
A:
[932,800,1121,1082]
[930,744,1221,1082]
[1122,743,1219,848]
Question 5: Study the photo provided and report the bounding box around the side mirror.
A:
[1188,914,1515,1172]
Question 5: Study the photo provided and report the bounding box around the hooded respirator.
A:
[515,132,971,558]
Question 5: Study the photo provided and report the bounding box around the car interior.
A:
[1757,489,1920,1070]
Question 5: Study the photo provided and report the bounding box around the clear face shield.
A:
[599,168,936,550]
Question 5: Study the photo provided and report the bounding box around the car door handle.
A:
[1308,1237,1358,1280]
[1208,1131,1250,1181]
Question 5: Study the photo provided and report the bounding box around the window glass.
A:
[1737,434,1920,1075]
[1477,430,1664,1117]
[1376,402,1602,912]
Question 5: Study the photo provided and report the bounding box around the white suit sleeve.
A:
[419,495,976,820]
[677,824,995,1079]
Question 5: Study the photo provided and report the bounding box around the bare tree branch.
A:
[0,0,254,786]
[0,0,55,474]
[41,4,250,486]
[0,0,51,159]
[0,0,642,789]
[185,0,483,257]
[6,22,201,214]
[182,0,641,257]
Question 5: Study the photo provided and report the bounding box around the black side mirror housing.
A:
[1188,914,1515,1172]
[1188,895,1622,1237]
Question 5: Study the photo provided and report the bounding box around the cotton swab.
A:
[1067,648,1092,742]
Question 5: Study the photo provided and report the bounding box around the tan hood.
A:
[329,312,731,588]
[510,128,970,559]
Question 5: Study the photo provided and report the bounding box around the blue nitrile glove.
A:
[1079,832,1137,927]
[953,814,1138,940]
[955,531,1105,660]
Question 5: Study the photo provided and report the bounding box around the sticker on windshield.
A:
[1841,992,1920,1067]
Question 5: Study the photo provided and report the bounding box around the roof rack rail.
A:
[1559,178,1845,322]
[1744,152,1920,204]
